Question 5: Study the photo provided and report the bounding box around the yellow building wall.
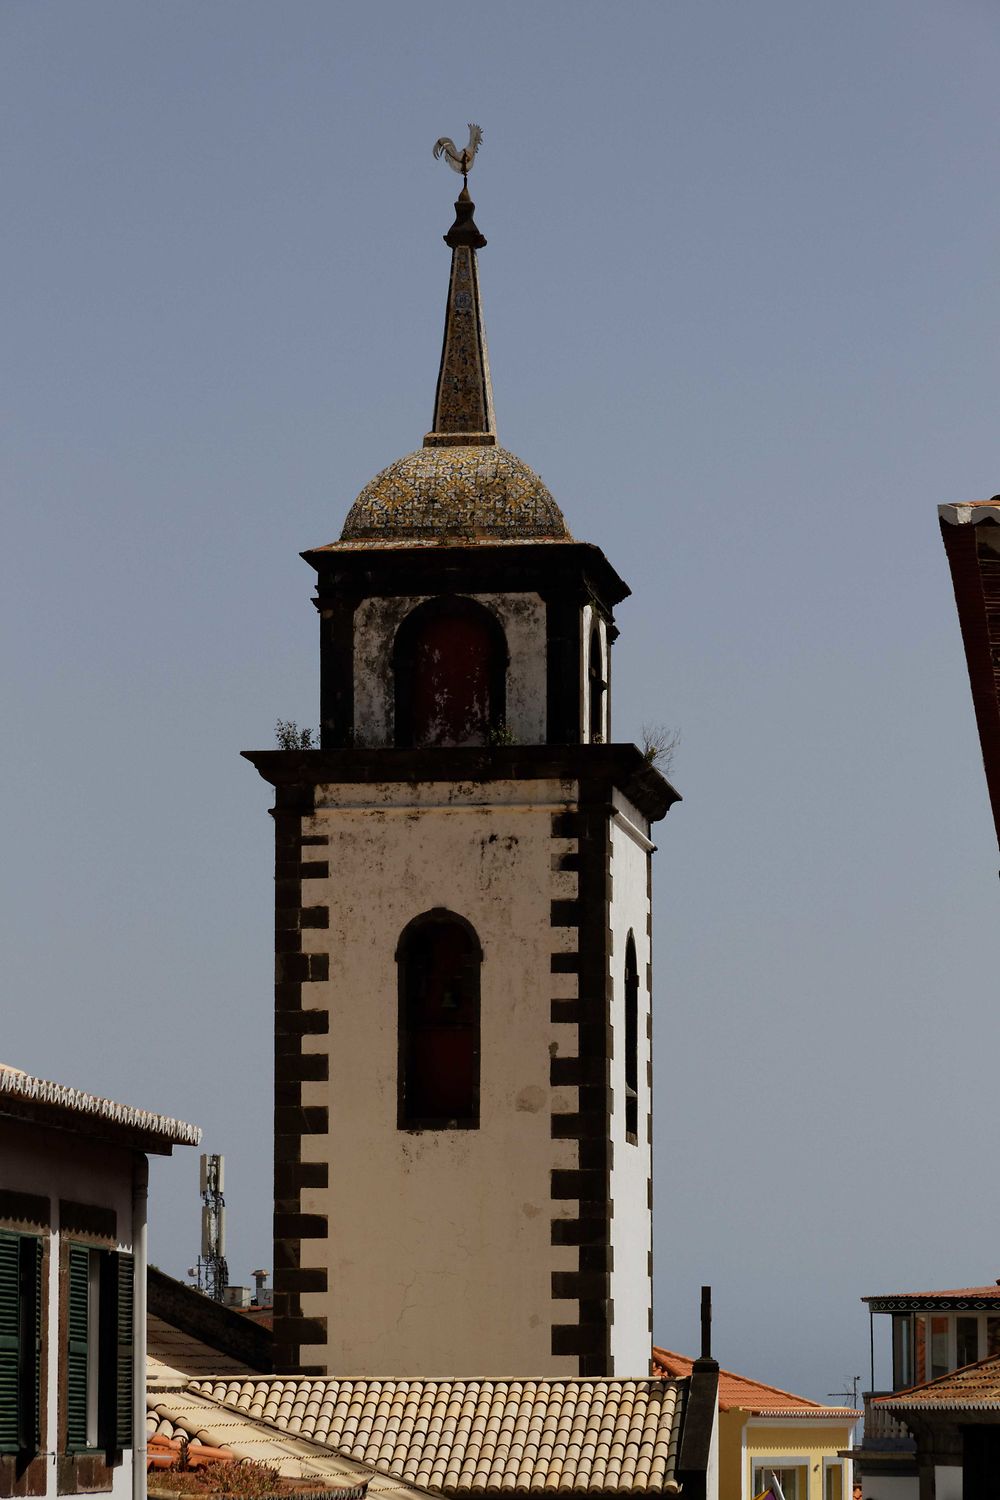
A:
[718,1410,748,1500]
[716,1412,855,1500]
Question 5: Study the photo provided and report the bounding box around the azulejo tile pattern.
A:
[188,1377,685,1495]
[340,445,571,543]
[429,246,495,438]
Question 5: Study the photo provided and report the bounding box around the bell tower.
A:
[245,177,679,1378]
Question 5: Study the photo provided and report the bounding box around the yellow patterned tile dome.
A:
[340,444,571,542]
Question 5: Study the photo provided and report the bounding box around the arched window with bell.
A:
[396,909,482,1129]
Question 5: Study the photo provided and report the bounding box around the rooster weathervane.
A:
[433,123,483,187]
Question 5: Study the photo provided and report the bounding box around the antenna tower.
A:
[197,1153,228,1301]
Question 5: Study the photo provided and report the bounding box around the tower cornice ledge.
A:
[242,743,680,824]
[302,539,631,610]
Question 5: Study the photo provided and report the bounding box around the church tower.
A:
[245,177,679,1379]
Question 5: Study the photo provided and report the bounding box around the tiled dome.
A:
[340,444,570,543]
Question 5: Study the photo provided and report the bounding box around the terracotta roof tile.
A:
[651,1350,859,1420]
[144,1392,432,1499]
[877,1352,1000,1410]
[188,1378,685,1495]
[863,1286,1000,1303]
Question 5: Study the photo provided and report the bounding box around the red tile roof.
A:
[651,1350,859,1419]
[863,1286,1000,1306]
[877,1352,1000,1410]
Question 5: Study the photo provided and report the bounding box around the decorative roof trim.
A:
[881,1399,1000,1411]
[742,1408,862,1420]
[865,1293,1000,1313]
[0,1065,201,1149]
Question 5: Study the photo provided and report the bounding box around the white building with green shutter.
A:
[0,1065,199,1499]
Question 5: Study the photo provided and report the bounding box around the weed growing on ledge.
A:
[275,720,316,750]
[640,723,680,773]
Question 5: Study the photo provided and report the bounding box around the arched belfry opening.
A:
[624,930,639,1141]
[588,624,606,742]
[393,597,508,748]
[396,909,482,1130]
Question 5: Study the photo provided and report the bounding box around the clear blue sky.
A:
[3,0,998,1401]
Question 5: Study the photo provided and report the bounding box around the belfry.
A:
[245,160,679,1378]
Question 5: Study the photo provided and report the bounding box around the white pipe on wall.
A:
[132,1156,148,1500]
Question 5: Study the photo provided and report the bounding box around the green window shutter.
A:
[0,1232,21,1454]
[17,1236,42,1453]
[115,1255,133,1448]
[66,1245,90,1451]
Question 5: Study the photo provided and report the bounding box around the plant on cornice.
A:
[487,721,516,747]
[275,719,316,750]
[640,723,680,773]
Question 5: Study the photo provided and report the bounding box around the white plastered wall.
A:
[295,776,581,1376]
[0,1119,136,1499]
[854,1479,916,1500]
[353,592,548,747]
[608,789,654,1375]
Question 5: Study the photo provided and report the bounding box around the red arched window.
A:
[394,598,508,748]
[624,930,639,1141]
[397,910,482,1129]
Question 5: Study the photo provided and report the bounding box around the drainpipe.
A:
[132,1156,148,1500]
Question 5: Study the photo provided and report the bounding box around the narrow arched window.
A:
[588,625,605,742]
[397,910,482,1129]
[394,598,508,748]
[624,931,639,1141]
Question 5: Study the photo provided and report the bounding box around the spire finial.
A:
[432,123,483,181]
[424,125,495,448]
[433,125,487,248]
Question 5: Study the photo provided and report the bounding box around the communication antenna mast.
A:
[197,1153,228,1302]
[828,1376,863,1412]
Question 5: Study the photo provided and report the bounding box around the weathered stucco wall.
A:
[608,791,653,1374]
[295,776,582,1375]
[353,592,547,747]
[0,1122,135,1253]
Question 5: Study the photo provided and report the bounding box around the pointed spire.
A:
[424,187,496,448]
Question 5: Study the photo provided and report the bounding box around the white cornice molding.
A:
[939,502,1000,525]
[0,1065,201,1145]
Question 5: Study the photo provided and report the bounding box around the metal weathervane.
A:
[433,123,483,187]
